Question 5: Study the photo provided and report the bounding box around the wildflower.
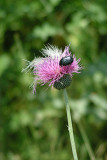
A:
[23,45,81,93]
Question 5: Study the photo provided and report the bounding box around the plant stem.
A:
[78,122,96,160]
[63,89,78,160]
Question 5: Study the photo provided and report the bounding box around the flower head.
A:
[23,45,82,93]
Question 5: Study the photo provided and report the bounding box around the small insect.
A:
[59,56,73,66]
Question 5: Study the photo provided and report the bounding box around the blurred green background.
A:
[0,0,107,160]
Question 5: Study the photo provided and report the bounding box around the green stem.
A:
[63,89,78,160]
[78,122,96,160]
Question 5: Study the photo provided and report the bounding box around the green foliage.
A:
[0,0,107,160]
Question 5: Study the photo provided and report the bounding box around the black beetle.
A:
[59,56,73,66]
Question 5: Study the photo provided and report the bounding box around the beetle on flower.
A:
[23,45,82,94]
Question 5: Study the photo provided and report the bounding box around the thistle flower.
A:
[23,45,82,160]
[23,45,81,93]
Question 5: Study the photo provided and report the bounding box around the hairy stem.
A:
[63,89,78,160]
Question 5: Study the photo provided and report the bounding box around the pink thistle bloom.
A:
[23,45,82,93]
